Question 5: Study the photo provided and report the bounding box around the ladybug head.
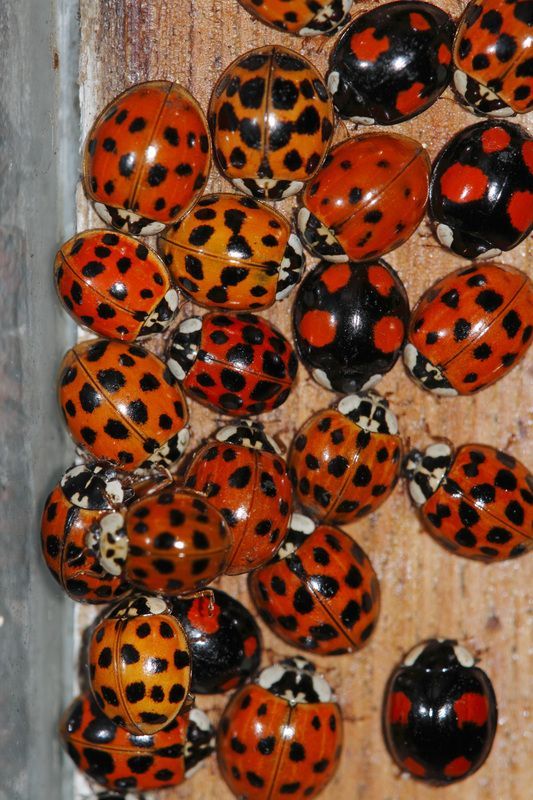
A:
[274,512,315,561]
[216,420,281,454]
[403,639,476,671]
[167,316,202,381]
[404,443,453,506]
[61,463,128,510]
[257,657,334,705]
[337,391,398,435]
[111,593,171,619]
[184,708,216,777]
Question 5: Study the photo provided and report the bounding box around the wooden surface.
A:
[76,2,532,798]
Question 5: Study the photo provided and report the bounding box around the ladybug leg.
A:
[179,588,216,612]
[181,691,196,714]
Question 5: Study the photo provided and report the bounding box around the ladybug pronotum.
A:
[384,639,497,783]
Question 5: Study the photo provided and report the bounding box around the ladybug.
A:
[41,463,131,603]
[60,692,214,793]
[288,392,402,524]
[404,262,533,396]
[249,513,380,655]
[170,589,262,694]
[292,260,409,393]
[328,1,455,125]
[167,312,298,416]
[83,80,210,235]
[55,229,178,340]
[237,0,353,37]
[298,134,430,261]
[384,639,497,783]
[405,442,533,561]
[113,485,232,595]
[185,421,292,574]
[453,0,533,117]
[88,594,192,735]
[217,657,343,799]
[58,338,189,471]
[209,46,334,200]
[158,192,304,310]
[429,120,533,259]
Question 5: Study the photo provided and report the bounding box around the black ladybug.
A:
[383,639,497,783]
[170,589,262,694]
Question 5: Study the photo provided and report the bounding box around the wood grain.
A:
[76,2,532,798]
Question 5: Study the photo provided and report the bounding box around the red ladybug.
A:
[405,442,533,561]
[238,0,353,37]
[185,422,292,574]
[292,260,409,393]
[88,594,191,735]
[170,589,262,693]
[384,639,497,783]
[429,120,533,259]
[158,193,304,311]
[55,229,178,340]
[288,392,402,524]
[453,0,533,116]
[167,312,298,416]
[328,2,455,125]
[60,692,214,793]
[298,134,430,261]
[116,485,233,595]
[404,262,533,396]
[217,657,343,799]
[58,338,189,471]
[249,513,380,655]
[209,46,334,200]
[41,463,131,603]
[83,80,211,235]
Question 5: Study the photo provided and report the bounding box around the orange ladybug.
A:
[83,80,211,234]
[238,0,353,37]
[89,594,191,735]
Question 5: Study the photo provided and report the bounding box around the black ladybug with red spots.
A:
[292,260,409,394]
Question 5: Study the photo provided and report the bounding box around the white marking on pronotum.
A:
[403,642,426,666]
[281,181,304,199]
[476,248,501,261]
[454,644,475,668]
[436,223,454,248]
[289,513,315,535]
[312,368,333,390]
[179,316,202,334]
[164,288,179,311]
[327,70,340,95]
[168,358,185,381]
[231,178,253,197]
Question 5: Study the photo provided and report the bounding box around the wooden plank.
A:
[77,2,532,798]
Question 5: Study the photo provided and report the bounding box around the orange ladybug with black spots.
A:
[288,392,402,524]
[238,0,353,37]
[454,0,533,116]
[217,657,343,799]
[88,595,192,736]
[329,1,455,125]
[404,262,533,395]
[293,260,409,394]
[298,133,430,262]
[83,80,210,235]
[429,120,533,259]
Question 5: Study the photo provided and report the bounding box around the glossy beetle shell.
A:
[249,515,380,655]
[293,260,409,393]
[124,486,232,595]
[298,134,430,261]
[209,46,334,200]
[55,229,178,340]
[405,442,533,561]
[429,120,533,259]
[453,0,533,116]
[185,423,292,574]
[329,1,455,125]
[171,589,262,693]
[167,312,298,416]
[217,658,343,799]
[88,595,191,735]
[58,338,189,471]
[158,193,304,310]
[83,80,210,235]
[60,693,214,792]
[288,393,402,524]
[404,262,533,395]
[238,0,353,37]
[384,639,497,783]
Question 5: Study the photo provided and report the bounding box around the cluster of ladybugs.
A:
[41,0,532,797]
